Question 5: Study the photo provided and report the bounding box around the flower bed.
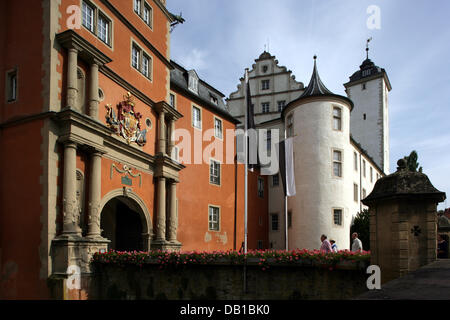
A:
[92,249,370,271]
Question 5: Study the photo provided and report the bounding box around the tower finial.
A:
[366,37,372,59]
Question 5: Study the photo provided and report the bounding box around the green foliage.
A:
[403,150,423,172]
[350,209,370,251]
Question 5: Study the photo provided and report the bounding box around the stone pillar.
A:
[88,61,99,119]
[62,142,82,236]
[156,177,166,241]
[168,119,175,157]
[67,47,78,110]
[87,151,102,238]
[159,111,166,154]
[167,181,178,243]
[362,159,446,284]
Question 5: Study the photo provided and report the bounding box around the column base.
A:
[151,239,182,252]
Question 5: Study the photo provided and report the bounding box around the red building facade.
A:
[0,0,268,299]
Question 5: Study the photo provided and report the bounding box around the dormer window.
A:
[210,95,218,105]
[262,65,268,73]
[188,70,199,94]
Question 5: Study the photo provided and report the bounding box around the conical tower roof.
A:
[300,55,334,97]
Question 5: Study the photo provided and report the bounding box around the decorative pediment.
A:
[105,92,148,146]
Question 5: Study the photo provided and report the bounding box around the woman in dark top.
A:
[437,234,449,259]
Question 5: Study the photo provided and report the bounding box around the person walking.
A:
[351,232,363,252]
[437,234,448,259]
[320,234,332,253]
[330,239,338,252]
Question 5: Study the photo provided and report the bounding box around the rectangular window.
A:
[82,2,94,32]
[261,79,270,90]
[143,4,151,25]
[354,183,358,202]
[333,107,342,131]
[370,167,373,183]
[333,150,342,177]
[363,160,366,177]
[6,70,17,102]
[271,214,279,231]
[272,174,279,187]
[134,0,142,14]
[287,115,294,137]
[97,14,110,44]
[208,206,220,231]
[257,240,263,250]
[262,102,270,113]
[214,118,223,139]
[333,209,343,226]
[132,45,140,69]
[169,93,176,108]
[142,54,150,78]
[171,146,179,162]
[258,177,264,198]
[258,216,263,226]
[277,100,286,112]
[354,152,358,171]
[266,130,272,155]
[210,95,218,105]
[210,160,220,185]
[192,106,201,129]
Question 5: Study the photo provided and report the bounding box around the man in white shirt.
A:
[351,232,363,252]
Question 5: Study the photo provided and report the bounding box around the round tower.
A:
[282,56,355,250]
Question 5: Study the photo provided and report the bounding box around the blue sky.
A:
[167,0,450,209]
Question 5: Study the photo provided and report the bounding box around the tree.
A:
[350,209,370,251]
[403,150,423,172]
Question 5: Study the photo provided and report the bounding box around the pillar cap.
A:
[362,159,446,205]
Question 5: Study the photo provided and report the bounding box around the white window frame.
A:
[333,208,343,226]
[210,159,221,186]
[277,100,285,112]
[208,205,220,231]
[214,117,223,139]
[332,149,343,178]
[354,152,358,171]
[192,105,202,129]
[261,102,270,113]
[261,79,270,90]
[81,1,112,46]
[272,174,279,187]
[354,183,359,202]
[131,41,152,80]
[134,0,153,29]
[6,69,17,103]
[332,106,342,131]
[169,92,176,109]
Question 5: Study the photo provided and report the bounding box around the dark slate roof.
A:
[255,51,275,62]
[281,57,354,117]
[362,159,446,205]
[348,58,384,82]
[170,60,239,124]
[300,56,334,97]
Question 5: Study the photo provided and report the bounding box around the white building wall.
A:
[286,99,354,250]
[347,76,390,174]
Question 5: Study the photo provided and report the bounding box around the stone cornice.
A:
[154,153,185,181]
[154,101,183,120]
[54,109,156,166]
[55,30,112,65]
[100,65,155,109]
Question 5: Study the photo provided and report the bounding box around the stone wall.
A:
[90,261,369,300]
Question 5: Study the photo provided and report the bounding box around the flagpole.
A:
[284,128,288,251]
[244,68,249,255]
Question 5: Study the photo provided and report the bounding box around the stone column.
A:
[67,47,78,110]
[88,61,99,119]
[167,181,178,242]
[87,151,102,238]
[62,142,82,236]
[159,111,166,154]
[168,119,175,157]
[156,177,166,241]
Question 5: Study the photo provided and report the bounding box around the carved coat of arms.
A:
[105,92,147,146]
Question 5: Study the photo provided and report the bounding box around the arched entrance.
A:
[99,190,152,252]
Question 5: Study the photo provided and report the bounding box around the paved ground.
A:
[357,259,450,300]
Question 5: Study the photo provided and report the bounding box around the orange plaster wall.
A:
[100,157,155,229]
[0,0,44,122]
[0,120,48,299]
[59,0,170,104]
